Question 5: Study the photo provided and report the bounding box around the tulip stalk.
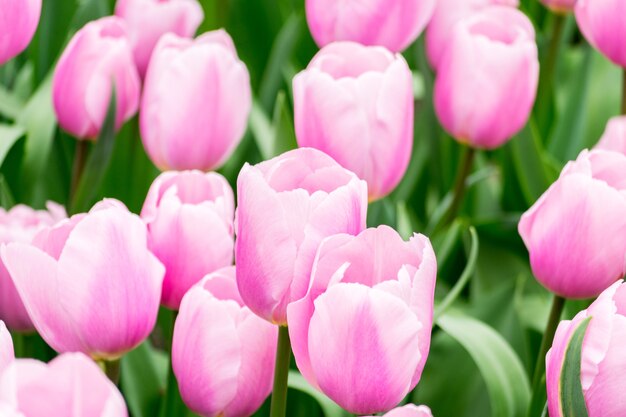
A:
[270,326,291,417]
[69,141,88,208]
[443,146,476,227]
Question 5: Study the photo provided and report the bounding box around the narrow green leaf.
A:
[272,90,298,155]
[438,312,531,417]
[249,99,275,160]
[0,175,15,209]
[287,371,346,417]
[0,124,25,166]
[559,317,591,417]
[0,85,25,119]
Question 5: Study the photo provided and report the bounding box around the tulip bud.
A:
[0,203,66,332]
[141,30,251,172]
[1,199,165,359]
[365,405,434,417]
[293,42,413,201]
[575,0,626,68]
[0,353,127,416]
[52,17,141,140]
[434,6,538,149]
[519,150,626,298]
[546,280,626,417]
[173,267,277,417]
[288,226,437,415]
[0,321,13,374]
[426,0,519,70]
[141,171,235,309]
[595,116,626,155]
[235,148,368,325]
[540,0,577,13]
[114,0,204,77]
[305,0,435,52]
[0,0,42,65]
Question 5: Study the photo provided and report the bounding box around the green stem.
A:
[270,326,291,417]
[443,146,476,227]
[69,140,89,211]
[621,69,626,115]
[104,359,121,385]
[544,14,566,91]
[159,311,187,417]
[532,295,565,388]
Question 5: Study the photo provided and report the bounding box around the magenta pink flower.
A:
[115,0,204,77]
[141,170,235,309]
[294,42,414,201]
[52,17,141,140]
[305,0,435,52]
[140,30,251,171]
[0,203,66,332]
[576,0,626,68]
[519,150,626,298]
[595,116,626,155]
[0,321,13,375]
[0,0,42,65]
[288,226,437,415]
[1,200,164,359]
[235,148,368,325]
[546,280,626,417]
[365,404,434,417]
[173,267,277,417]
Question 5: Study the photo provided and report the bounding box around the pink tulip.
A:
[0,353,127,416]
[595,116,626,155]
[576,0,626,68]
[540,0,577,13]
[0,0,42,65]
[426,0,519,70]
[293,42,413,201]
[1,199,164,359]
[0,203,66,332]
[364,404,434,417]
[235,148,368,325]
[288,226,437,415]
[305,0,435,52]
[141,170,235,309]
[173,267,277,417]
[546,280,626,417]
[52,16,141,140]
[433,6,538,149]
[0,403,23,417]
[0,321,13,374]
[114,0,204,77]
[141,30,251,172]
[519,150,626,298]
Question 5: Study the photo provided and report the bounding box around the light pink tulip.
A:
[173,267,277,417]
[0,403,24,417]
[52,16,141,140]
[519,150,626,298]
[1,199,164,359]
[305,0,435,52]
[0,353,127,417]
[293,42,413,201]
[425,0,519,70]
[288,226,437,415]
[115,0,204,77]
[235,148,368,325]
[595,116,626,155]
[540,0,577,13]
[434,6,538,149]
[0,203,66,332]
[141,170,235,309]
[576,0,626,68]
[0,0,42,65]
[364,404,434,417]
[141,31,251,172]
[0,321,13,374]
[546,280,626,417]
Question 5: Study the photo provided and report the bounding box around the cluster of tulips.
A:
[0,0,626,416]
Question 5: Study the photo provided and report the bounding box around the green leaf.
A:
[287,371,346,417]
[0,124,25,166]
[249,99,275,160]
[559,317,591,417]
[0,174,15,209]
[438,312,531,417]
[0,85,26,119]
[271,90,298,155]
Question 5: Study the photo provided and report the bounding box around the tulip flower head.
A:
[364,404,434,417]
[540,0,577,13]
[575,0,626,68]
[595,116,626,155]
[0,321,13,374]
[0,0,42,65]
[288,226,437,415]
[294,42,414,201]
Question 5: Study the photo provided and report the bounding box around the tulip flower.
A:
[114,0,204,77]
[0,203,66,332]
[433,6,538,149]
[288,226,437,414]
[141,30,251,172]
[141,170,235,309]
[52,16,141,140]
[595,116,626,155]
[0,353,127,416]
[519,150,626,298]
[293,42,413,201]
[540,0,577,13]
[425,0,519,70]
[546,280,626,417]
[1,199,165,359]
[0,0,42,65]
[364,405,434,417]
[173,267,277,417]
[305,0,435,52]
[0,321,13,374]
[575,0,626,68]
[235,148,368,325]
